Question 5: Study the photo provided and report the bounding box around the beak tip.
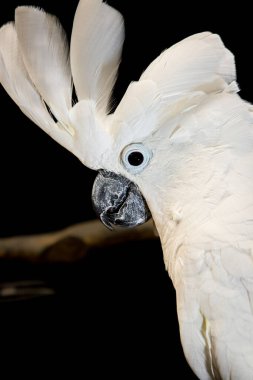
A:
[100,213,114,231]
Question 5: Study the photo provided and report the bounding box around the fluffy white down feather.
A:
[1,1,253,379]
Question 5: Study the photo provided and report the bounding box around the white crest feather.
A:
[0,22,73,154]
[70,0,124,112]
[0,23,54,132]
[113,32,237,142]
[141,32,236,104]
[15,6,72,132]
[69,100,112,168]
[112,80,160,145]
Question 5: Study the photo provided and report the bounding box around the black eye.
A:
[121,143,152,174]
[127,151,144,166]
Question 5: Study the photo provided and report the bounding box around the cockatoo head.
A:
[0,0,238,231]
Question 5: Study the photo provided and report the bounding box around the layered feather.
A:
[141,32,236,102]
[113,32,238,143]
[70,0,124,112]
[0,2,119,168]
[112,80,161,146]
[0,22,73,154]
[15,6,73,132]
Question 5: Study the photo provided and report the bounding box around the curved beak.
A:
[92,170,151,229]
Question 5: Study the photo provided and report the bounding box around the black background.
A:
[0,1,252,378]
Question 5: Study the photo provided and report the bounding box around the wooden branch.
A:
[0,281,55,300]
[0,219,157,262]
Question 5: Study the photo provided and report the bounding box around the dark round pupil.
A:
[127,151,144,166]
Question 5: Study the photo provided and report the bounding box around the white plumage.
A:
[70,0,124,112]
[0,22,62,140]
[15,6,73,132]
[1,1,253,379]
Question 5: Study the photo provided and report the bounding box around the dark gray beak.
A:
[92,170,151,229]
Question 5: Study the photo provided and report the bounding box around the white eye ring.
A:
[121,143,152,174]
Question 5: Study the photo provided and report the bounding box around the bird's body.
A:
[1,1,253,378]
[119,88,253,379]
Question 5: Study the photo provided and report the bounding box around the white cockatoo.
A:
[1,0,253,378]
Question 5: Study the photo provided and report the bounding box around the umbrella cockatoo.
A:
[1,1,253,378]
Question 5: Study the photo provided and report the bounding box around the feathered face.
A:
[0,0,237,230]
